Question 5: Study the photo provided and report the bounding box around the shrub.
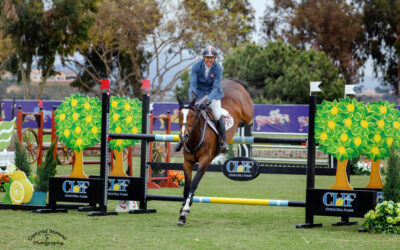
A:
[35,141,57,192]
[14,134,31,177]
[362,201,400,233]
[383,148,400,202]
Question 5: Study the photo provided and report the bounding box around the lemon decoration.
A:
[85,115,93,123]
[113,184,120,191]
[338,146,346,155]
[344,118,352,127]
[132,126,138,134]
[393,121,400,129]
[9,171,34,205]
[116,139,123,146]
[124,103,131,111]
[346,103,354,112]
[73,112,79,121]
[330,106,338,115]
[75,126,82,135]
[371,146,380,155]
[71,99,78,107]
[76,138,83,146]
[60,113,66,121]
[377,119,385,129]
[354,136,362,147]
[92,126,98,134]
[126,116,133,124]
[64,129,70,138]
[335,198,344,206]
[387,137,393,147]
[360,120,368,128]
[340,132,348,142]
[373,134,381,143]
[115,126,122,133]
[320,131,328,142]
[113,113,119,121]
[111,100,118,108]
[379,105,387,114]
[84,102,91,110]
[328,120,335,129]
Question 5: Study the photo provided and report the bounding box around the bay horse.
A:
[177,79,254,226]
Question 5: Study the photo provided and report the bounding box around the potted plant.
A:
[28,141,57,205]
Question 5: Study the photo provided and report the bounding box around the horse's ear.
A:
[190,98,196,108]
[177,96,183,108]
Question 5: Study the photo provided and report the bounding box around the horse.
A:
[176,79,254,226]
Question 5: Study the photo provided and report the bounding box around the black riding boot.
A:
[217,117,228,153]
[174,141,183,152]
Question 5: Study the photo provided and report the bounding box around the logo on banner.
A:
[222,157,260,181]
[322,192,356,212]
[62,180,90,194]
[108,179,130,192]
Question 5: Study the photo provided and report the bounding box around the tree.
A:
[54,94,102,178]
[66,0,161,99]
[358,0,400,97]
[223,42,344,104]
[262,0,365,85]
[0,0,98,99]
[174,70,190,100]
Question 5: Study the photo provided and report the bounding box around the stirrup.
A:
[174,141,183,152]
[220,141,228,153]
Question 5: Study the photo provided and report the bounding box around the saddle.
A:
[200,107,234,135]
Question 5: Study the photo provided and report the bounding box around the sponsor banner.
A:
[49,177,104,203]
[222,157,260,181]
[107,177,144,201]
[307,188,377,218]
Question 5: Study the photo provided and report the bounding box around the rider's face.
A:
[203,56,215,67]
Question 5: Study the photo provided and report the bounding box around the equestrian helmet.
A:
[202,46,218,57]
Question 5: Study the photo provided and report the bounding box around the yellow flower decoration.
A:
[320,131,328,142]
[73,112,79,121]
[373,134,381,143]
[132,126,139,134]
[338,146,346,155]
[59,113,66,121]
[377,119,385,129]
[113,113,119,122]
[92,126,98,134]
[76,138,83,146]
[86,115,92,123]
[344,118,352,127]
[328,120,336,129]
[393,121,400,129]
[84,102,91,110]
[330,106,338,115]
[71,99,78,107]
[346,103,355,112]
[387,137,394,147]
[360,120,368,128]
[64,129,70,138]
[354,136,362,147]
[124,103,131,111]
[379,105,387,114]
[75,126,82,135]
[111,100,118,108]
[115,126,122,133]
[340,132,348,142]
[116,139,123,146]
[371,146,380,155]
[126,116,133,124]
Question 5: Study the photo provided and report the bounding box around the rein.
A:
[184,108,208,154]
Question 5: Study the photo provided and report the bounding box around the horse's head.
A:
[177,97,197,144]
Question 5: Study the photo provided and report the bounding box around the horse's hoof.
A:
[177,216,186,226]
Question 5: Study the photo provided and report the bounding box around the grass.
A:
[1,157,399,249]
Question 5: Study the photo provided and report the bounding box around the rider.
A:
[174,45,228,153]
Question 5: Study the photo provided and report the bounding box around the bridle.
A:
[180,105,208,154]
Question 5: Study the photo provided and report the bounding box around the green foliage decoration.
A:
[54,94,102,152]
[14,134,31,177]
[383,148,400,203]
[109,95,142,152]
[362,201,400,234]
[35,141,57,192]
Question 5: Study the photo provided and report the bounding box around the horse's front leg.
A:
[178,156,211,226]
[178,160,193,226]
